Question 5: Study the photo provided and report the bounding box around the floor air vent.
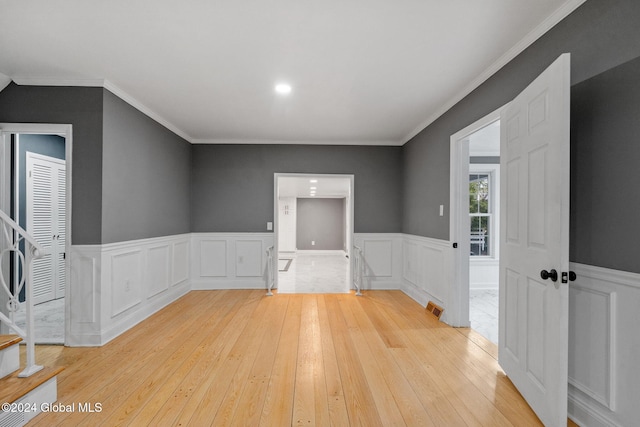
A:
[426,301,444,319]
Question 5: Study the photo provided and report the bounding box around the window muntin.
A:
[469,173,492,256]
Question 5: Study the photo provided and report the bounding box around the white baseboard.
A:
[295,250,346,255]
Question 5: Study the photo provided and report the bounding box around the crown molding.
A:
[102,80,193,143]
[191,138,402,146]
[11,77,105,87]
[10,76,194,143]
[401,0,588,145]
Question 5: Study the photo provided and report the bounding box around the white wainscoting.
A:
[567,263,640,427]
[191,233,274,290]
[68,234,190,346]
[470,258,499,290]
[353,233,403,290]
[399,234,453,322]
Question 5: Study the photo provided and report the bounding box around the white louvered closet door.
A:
[26,152,66,305]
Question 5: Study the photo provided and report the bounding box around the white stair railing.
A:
[0,209,45,377]
[352,245,363,296]
[265,246,275,296]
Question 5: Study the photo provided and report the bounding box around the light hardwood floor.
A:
[22,290,578,426]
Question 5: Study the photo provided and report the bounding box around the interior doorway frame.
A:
[273,172,355,292]
[0,123,73,345]
[448,108,502,327]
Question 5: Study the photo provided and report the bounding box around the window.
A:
[469,172,492,256]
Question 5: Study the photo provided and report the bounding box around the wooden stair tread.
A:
[0,335,23,351]
[0,366,65,404]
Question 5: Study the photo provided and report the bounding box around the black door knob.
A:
[540,269,558,282]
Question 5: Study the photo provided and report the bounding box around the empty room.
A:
[1,0,640,426]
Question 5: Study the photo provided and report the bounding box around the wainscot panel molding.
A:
[567,263,640,427]
[353,233,403,290]
[190,233,274,290]
[469,258,499,290]
[68,234,191,346]
[399,234,453,323]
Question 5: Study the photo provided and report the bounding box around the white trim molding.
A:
[567,263,640,427]
[399,234,454,324]
[68,234,191,346]
[9,78,194,143]
[353,233,403,290]
[191,233,274,290]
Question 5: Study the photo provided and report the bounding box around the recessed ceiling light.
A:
[309,179,318,183]
[310,186,317,190]
[275,83,292,95]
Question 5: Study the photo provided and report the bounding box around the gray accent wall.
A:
[571,56,640,273]
[0,84,192,245]
[297,198,345,250]
[470,156,499,164]
[0,84,104,244]
[402,0,640,273]
[191,144,402,233]
[102,90,191,243]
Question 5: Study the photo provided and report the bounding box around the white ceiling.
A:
[278,176,350,198]
[0,0,584,145]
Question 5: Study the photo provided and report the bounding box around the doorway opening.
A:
[0,123,72,345]
[449,109,500,343]
[274,173,354,293]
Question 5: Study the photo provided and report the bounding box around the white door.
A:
[499,53,570,426]
[26,152,66,305]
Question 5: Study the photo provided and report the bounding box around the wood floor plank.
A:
[22,290,576,426]
[227,294,290,426]
[315,295,350,427]
[170,291,266,426]
[292,295,324,426]
[325,295,384,427]
[344,295,433,426]
[259,294,302,427]
[146,291,262,426]
[182,293,277,426]
[107,289,251,426]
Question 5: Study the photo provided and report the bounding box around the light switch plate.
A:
[267,221,273,230]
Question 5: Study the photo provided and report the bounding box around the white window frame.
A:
[469,164,500,259]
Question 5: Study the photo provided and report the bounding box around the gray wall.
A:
[402,0,640,273]
[297,198,345,250]
[0,84,192,245]
[191,144,402,233]
[570,56,640,273]
[102,90,191,243]
[0,84,104,244]
[470,156,499,164]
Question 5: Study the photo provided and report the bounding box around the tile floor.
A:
[469,289,498,344]
[13,297,65,344]
[277,252,350,294]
